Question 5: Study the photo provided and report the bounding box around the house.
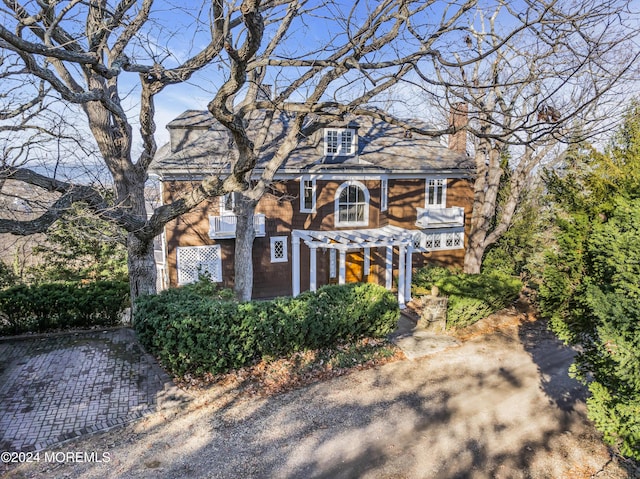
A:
[150,108,474,307]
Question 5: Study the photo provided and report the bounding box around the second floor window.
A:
[335,181,369,227]
[300,177,316,213]
[324,128,355,156]
[426,178,446,207]
[220,193,236,215]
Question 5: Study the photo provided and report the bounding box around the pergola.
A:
[291,226,416,308]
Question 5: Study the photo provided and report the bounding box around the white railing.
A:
[209,214,266,239]
[416,206,464,228]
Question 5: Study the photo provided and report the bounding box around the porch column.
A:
[405,243,413,303]
[364,247,371,278]
[309,244,317,292]
[292,235,301,297]
[398,244,406,308]
[339,250,346,285]
[385,246,393,289]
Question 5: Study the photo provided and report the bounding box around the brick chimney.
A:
[448,103,468,153]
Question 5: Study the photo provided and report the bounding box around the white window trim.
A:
[324,128,356,156]
[381,178,388,212]
[270,236,289,263]
[220,193,236,215]
[300,176,316,213]
[425,178,447,208]
[176,245,223,285]
[334,180,370,228]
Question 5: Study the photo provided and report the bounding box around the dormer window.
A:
[324,128,356,156]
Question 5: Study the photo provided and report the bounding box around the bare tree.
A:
[0,0,479,302]
[2,0,637,305]
[204,0,481,300]
[0,0,250,299]
[415,0,640,273]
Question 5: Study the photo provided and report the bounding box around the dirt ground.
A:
[3,307,637,479]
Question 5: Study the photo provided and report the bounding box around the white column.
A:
[364,247,370,277]
[339,250,346,285]
[309,244,317,292]
[292,235,301,297]
[398,244,406,308]
[405,243,413,303]
[329,249,337,279]
[385,246,393,289]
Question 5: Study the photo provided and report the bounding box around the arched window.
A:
[335,181,369,227]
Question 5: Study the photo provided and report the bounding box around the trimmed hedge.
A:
[0,280,130,335]
[134,282,399,376]
[412,267,522,329]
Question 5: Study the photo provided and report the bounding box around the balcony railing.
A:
[416,206,464,229]
[209,214,266,239]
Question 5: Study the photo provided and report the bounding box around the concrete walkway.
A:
[0,329,184,452]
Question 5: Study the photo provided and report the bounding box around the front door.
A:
[345,250,364,283]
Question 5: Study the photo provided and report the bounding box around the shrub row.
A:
[0,281,130,335]
[412,267,522,329]
[134,282,399,376]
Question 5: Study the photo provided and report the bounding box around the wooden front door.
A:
[345,250,364,283]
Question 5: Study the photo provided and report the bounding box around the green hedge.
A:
[413,267,522,329]
[0,281,130,335]
[134,282,399,376]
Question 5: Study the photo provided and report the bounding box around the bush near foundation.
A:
[0,281,130,335]
[412,267,522,329]
[134,282,399,376]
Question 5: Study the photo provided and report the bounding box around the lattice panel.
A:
[273,240,285,259]
[177,245,222,285]
[415,231,464,251]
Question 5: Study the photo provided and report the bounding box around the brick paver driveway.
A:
[0,329,178,452]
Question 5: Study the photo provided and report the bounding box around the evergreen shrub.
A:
[0,280,130,335]
[134,282,399,376]
[412,266,522,329]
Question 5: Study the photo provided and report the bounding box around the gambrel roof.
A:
[151,109,474,178]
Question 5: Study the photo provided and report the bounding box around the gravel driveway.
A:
[3,318,632,479]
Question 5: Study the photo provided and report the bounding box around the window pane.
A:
[348,185,358,203]
[341,130,353,153]
[303,180,313,209]
[326,130,338,153]
[428,179,435,205]
[347,205,357,222]
[274,240,284,258]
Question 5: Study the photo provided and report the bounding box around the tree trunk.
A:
[234,196,257,302]
[463,234,485,274]
[127,232,157,303]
